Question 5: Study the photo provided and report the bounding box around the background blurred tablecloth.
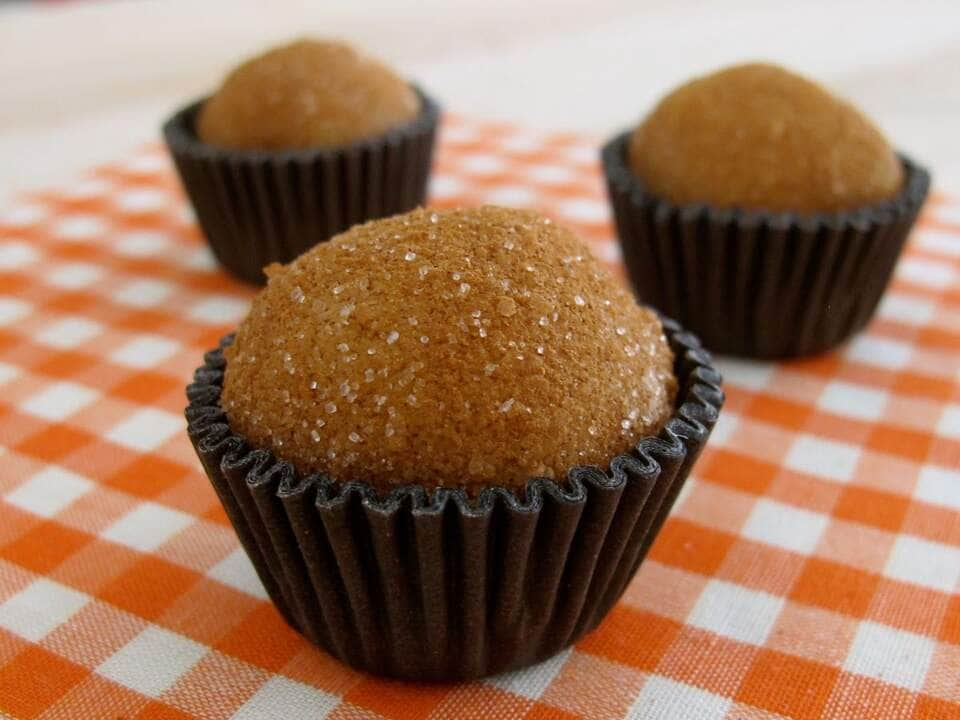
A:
[1,0,960,197]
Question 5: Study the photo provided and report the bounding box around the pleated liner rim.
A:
[602,130,931,358]
[184,319,723,680]
[162,86,441,285]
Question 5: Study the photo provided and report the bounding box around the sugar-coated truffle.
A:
[629,63,903,213]
[222,206,677,493]
[197,39,420,150]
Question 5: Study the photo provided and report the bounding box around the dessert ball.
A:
[197,38,420,150]
[221,206,677,493]
[629,63,903,213]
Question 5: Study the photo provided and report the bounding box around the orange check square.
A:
[0,520,92,575]
[105,455,192,498]
[746,393,812,431]
[98,555,200,620]
[577,605,681,671]
[914,696,960,720]
[0,646,89,719]
[938,594,960,645]
[524,704,582,720]
[833,485,911,533]
[135,702,197,720]
[15,424,96,464]
[789,557,881,617]
[737,648,840,720]
[647,518,736,576]
[700,448,778,496]
[111,370,183,405]
[215,604,302,672]
[867,424,934,462]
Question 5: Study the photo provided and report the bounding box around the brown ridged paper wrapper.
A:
[184,319,723,681]
[602,132,930,358]
[163,88,440,285]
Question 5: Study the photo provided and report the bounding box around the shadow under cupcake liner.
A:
[184,319,722,681]
[602,132,931,359]
[164,88,440,285]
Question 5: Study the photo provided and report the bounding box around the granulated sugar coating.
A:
[197,39,419,150]
[629,63,903,213]
[221,206,677,494]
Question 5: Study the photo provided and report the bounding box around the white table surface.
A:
[2,0,959,200]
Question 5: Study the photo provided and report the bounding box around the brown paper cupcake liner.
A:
[163,88,440,285]
[602,132,930,358]
[184,319,722,681]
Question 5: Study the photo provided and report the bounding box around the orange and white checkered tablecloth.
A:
[0,116,958,720]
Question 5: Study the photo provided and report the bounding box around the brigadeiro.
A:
[603,62,930,358]
[164,39,440,284]
[186,206,722,679]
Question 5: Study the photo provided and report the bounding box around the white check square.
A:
[483,185,539,207]
[21,381,99,421]
[843,620,935,691]
[0,241,40,270]
[847,335,912,370]
[784,434,861,483]
[0,297,31,326]
[714,358,774,391]
[559,198,607,224]
[207,548,268,600]
[53,214,108,241]
[527,164,577,185]
[115,188,168,214]
[106,408,182,451]
[97,626,205,697]
[915,465,960,511]
[45,262,105,289]
[101,501,194,552]
[686,580,784,646]
[4,466,93,518]
[817,381,888,421]
[115,230,169,257]
[0,579,89,642]
[35,317,103,349]
[741,499,828,554]
[62,178,111,201]
[710,412,740,445]
[0,362,20,387]
[180,247,217,271]
[936,404,960,440]
[109,335,180,369]
[123,154,166,174]
[897,257,956,289]
[626,676,732,720]
[233,677,339,720]
[428,174,465,200]
[0,204,47,227]
[488,648,571,700]
[111,279,173,308]
[915,229,960,257]
[929,206,960,231]
[884,534,960,593]
[596,242,622,264]
[188,296,249,324]
[878,293,936,326]
[460,153,505,176]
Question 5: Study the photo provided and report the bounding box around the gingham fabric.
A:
[0,115,957,720]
